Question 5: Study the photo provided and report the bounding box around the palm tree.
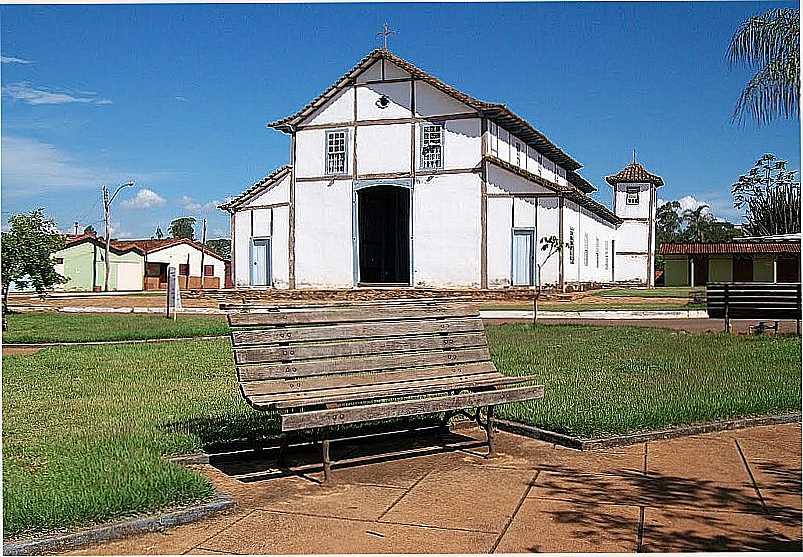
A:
[727,8,800,125]
[682,205,712,242]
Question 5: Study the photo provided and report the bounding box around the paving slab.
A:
[63,510,248,556]
[493,498,640,553]
[641,507,803,552]
[530,470,765,514]
[258,480,406,521]
[457,424,645,475]
[198,509,497,554]
[645,434,750,484]
[379,463,536,533]
[53,425,801,555]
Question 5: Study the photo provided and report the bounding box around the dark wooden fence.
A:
[706,282,802,334]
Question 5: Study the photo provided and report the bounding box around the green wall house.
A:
[53,235,145,291]
[660,237,800,286]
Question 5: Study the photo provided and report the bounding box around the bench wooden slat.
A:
[280,385,545,431]
[241,361,498,396]
[237,347,492,381]
[228,304,477,327]
[234,332,488,364]
[266,374,539,409]
[253,371,513,404]
[231,317,483,346]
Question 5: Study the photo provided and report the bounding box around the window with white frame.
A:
[626,186,640,205]
[604,241,609,270]
[595,237,600,268]
[421,123,444,169]
[325,130,347,175]
[569,227,575,264]
[584,233,589,266]
[515,142,522,167]
[489,122,498,155]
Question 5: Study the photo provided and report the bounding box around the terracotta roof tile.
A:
[659,243,800,255]
[605,161,664,187]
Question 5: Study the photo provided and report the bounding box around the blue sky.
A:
[1,1,799,240]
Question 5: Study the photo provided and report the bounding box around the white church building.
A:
[220,49,664,291]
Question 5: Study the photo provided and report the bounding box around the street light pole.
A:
[102,181,135,291]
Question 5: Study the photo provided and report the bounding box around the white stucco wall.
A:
[146,243,225,282]
[295,178,354,288]
[413,173,481,287]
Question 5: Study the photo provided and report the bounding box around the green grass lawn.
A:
[488,324,800,436]
[596,286,705,298]
[3,325,800,538]
[2,313,229,343]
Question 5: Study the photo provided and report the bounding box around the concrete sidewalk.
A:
[65,423,802,554]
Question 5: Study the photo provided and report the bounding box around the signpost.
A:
[166,265,182,320]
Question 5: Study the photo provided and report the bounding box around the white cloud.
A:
[1,55,32,64]
[1,135,103,195]
[676,195,711,215]
[174,96,188,102]
[121,188,166,209]
[180,195,221,212]
[2,82,111,105]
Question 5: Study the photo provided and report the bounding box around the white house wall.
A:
[414,81,472,117]
[536,198,560,286]
[246,173,290,206]
[295,178,354,288]
[146,244,226,282]
[359,124,410,174]
[487,197,513,287]
[357,82,411,120]
[301,87,353,127]
[413,173,481,287]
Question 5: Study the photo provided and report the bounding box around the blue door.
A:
[250,238,271,286]
[512,230,534,286]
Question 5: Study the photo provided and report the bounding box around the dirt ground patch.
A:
[2,346,43,356]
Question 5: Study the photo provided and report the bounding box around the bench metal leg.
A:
[484,406,496,459]
[277,437,289,468]
[321,433,334,486]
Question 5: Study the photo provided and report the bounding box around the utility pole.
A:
[200,218,207,290]
[102,181,135,291]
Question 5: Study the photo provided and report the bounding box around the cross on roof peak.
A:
[377,22,396,50]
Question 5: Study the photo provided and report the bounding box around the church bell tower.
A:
[605,157,665,286]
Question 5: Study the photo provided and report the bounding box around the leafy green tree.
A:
[83,225,96,235]
[168,217,196,240]
[2,209,66,320]
[732,153,801,235]
[205,238,231,259]
[154,226,164,239]
[728,8,800,125]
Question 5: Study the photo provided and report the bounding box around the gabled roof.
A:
[268,49,582,172]
[605,161,664,187]
[219,165,292,212]
[115,238,227,261]
[63,234,144,256]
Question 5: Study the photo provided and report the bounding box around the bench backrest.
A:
[706,282,802,320]
[226,299,495,406]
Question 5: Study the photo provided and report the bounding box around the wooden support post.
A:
[798,284,802,337]
[321,432,333,486]
[484,406,496,459]
[724,283,730,334]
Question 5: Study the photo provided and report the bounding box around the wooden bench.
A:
[706,282,802,334]
[225,299,544,484]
